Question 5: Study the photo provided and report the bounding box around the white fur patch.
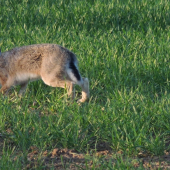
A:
[15,72,40,84]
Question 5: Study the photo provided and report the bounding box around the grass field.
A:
[1,0,170,169]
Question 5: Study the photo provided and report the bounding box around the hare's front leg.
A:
[41,76,75,100]
[55,81,75,100]
[77,78,89,103]
[66,82,75,100]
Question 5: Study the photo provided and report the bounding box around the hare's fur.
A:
[0,44,89,102]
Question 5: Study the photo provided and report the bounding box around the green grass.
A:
[1,0,170,169]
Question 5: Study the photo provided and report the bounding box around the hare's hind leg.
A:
[0,77,14,95]
[0,85,9,94]
[19,82,28,96]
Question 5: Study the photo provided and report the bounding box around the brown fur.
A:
[0,44,89,102]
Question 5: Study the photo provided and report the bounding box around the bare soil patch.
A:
[1,137,170,169]
[24,146,170,169]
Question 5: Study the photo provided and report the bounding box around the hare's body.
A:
[0,44,89,102]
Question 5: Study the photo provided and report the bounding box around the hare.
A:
[0,44,89,102]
